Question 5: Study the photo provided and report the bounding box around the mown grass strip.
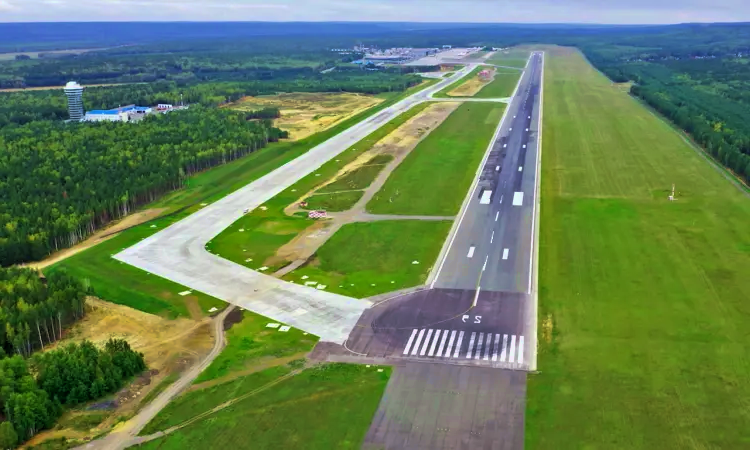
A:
[526,47,750,450]
[137,364,390,449]
[283,220,452,298]
[367,102,504,216]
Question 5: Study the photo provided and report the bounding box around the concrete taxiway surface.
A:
[114,66,475,344]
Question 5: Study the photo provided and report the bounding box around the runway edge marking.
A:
[427,53,531,288]
[527,50,545,372]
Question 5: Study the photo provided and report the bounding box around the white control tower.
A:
[64,81,85,121]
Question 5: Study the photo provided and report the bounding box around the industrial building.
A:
[63,81,85,121]
[84,105,153,123]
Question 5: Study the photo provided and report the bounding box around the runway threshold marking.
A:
[400,329,526,366]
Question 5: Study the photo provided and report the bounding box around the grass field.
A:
[318,157,392,193]
[487,48,530,68]
[302,191,364,212]
[194,310,317,383]
[367,102,504,215]
[283,220,452,298]
[138,364,390,449]
[46,82,435,317]
[210,102,434,273]
[475,71,521,98]
[525,47,750,449]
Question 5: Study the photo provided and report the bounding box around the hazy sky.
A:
[1,0,749,24]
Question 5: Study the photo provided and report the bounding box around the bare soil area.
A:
[24,208,166,270]
[228,92,383,141]
[448,67,495,97]
[26,297,214,447]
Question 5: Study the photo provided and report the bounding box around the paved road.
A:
[114,66,475,344]
[75,306,235,450]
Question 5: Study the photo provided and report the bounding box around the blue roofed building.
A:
[84,104,153,122]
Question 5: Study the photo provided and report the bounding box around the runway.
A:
[113,66,475,344]
[340,52,544,450]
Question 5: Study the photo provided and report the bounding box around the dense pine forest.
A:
[0,106,289,266]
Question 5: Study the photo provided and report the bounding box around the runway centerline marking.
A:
[482,255,488,271]
[495,211,499,221]
[490,231,494,244]
[502,248,510,260]
[500,194,504,204]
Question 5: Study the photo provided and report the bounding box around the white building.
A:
[63,81,85,121]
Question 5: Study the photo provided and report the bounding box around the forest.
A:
[0,339,145,447]
[0,267,143,447]
[0,106,290,266]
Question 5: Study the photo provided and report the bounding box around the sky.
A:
[1,0,749,24]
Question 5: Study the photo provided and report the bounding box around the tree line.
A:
[0,268,86,356]
[0,70,420,128]
[0,338,145,447]
[0,106,286,266]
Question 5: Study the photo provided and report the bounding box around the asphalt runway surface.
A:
[352,52,544,449]
[363,362,526,450]
[113,66,475,344]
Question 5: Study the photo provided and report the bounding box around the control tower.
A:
[63,81,85,121]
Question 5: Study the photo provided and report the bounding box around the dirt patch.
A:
[542,314,554,343]
[448,67,495,97]
[223,307,244,331]
[183,296,203,321]
[228,92,383,141]
[266,220,336,268]
[24,208,166,270]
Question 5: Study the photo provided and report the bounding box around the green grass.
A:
[474,71,521,98]
[283,220,452,298]
[211,102,434,273]
[46,82,436,317]
[137,364,390,449]
[302,191,364,212]
[318,158,392,193]
[194,310,318,383]
[367,102,504,215]
[487,48,530,68]
[525,47,750,450]
[432,66,484,98]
